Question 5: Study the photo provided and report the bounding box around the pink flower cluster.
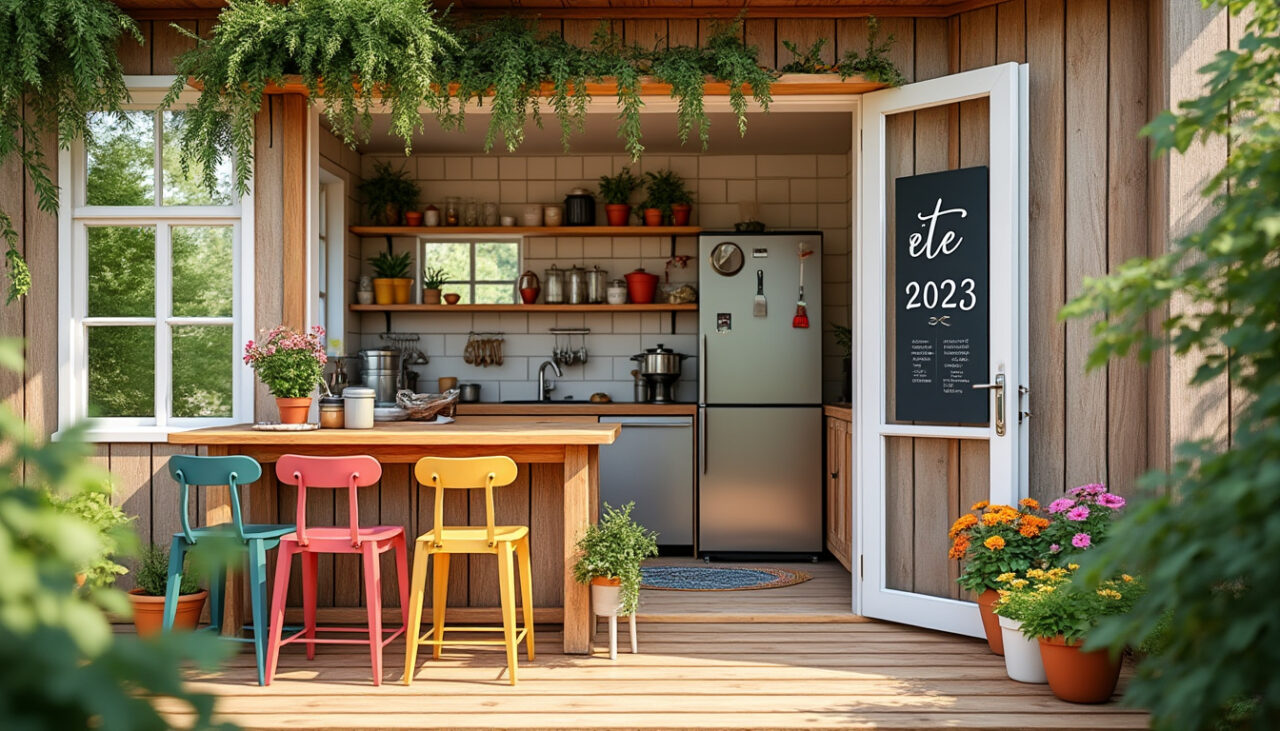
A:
[244,325,328,366]
[1043,483,1126,559]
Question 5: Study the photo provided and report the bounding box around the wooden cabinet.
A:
[825,413,853,572]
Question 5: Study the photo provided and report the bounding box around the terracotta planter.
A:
[625,268,660,305]
[605,204,632,226]
[422,288,442,305]
[671,203,692,226]
[129,589,207,638]
[1038,635,1122,703]
[391,278,413,304]
[276,397,312,424]
[378,203,401,226]
[372,278,396,304]
[642,208,663,226]
[975,589,1005,655]
[443,293,461,305]
[404,211,423,227]
[590,576,623,617]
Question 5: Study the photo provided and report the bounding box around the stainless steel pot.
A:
[630,343,688,375]
[459,383,481,402]
[358,349,401,406]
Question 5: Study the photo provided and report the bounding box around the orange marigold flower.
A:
[981,512,1002,526]
[1021,515,1050,530]
[984,535,1006,550]
[1019,524,1041,538]
[971,500,989,511]
[948,536,970,559]
[949,514,978,538]
[1019,497,1041,510]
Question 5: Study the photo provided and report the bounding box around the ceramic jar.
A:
[522,204,543,227]
[543,205,564,227]
[343,386,375,429]
[423,205,440,227]
[482,201,499,227]
[606,278,628,305]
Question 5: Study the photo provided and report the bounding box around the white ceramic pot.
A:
[356,290,374,305]
[998,615,1048,683]
[590,580,623,618]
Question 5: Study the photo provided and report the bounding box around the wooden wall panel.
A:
[151,20,196,75]
[117,20,151,75]
[776,19,837,68]
[253,96,284,422]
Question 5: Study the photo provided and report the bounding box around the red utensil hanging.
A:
[793,244,814,328]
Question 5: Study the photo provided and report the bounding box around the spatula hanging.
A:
[753,269,767,317]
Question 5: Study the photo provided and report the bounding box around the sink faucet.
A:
[537,360,563,402]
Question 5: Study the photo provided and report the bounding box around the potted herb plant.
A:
[422,266,449,305]
[598,167,642,226]
[244,325,327,423]
[639,169,693,226]
[1007,564,1144,703]
[572,502,659,619]
[368,250,413,305]
[358,161,421,226]
[53,488,133,589]
[128,542,207,638]
[948,499,1050,655]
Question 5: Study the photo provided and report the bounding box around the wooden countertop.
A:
[168,418,620,446]
[456,402,697,416]
[824,403,853,421]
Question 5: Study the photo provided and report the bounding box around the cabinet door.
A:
[826,418,852,570]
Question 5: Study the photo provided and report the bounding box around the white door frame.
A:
[854,62,1029,636]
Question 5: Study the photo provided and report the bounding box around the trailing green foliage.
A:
[837,18,906,86]
[0,0,140,302]
[598,167,642,205]
[166,0,457,197]
[0,338,234,730]
[779,38,834,73]
[134,543,200,597]
[358,161,420,224]
[1061,2,1280,728]
[571,502,658,616]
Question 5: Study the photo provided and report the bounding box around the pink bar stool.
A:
[265,455,409,686]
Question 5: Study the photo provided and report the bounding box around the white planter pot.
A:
[591,581,623,617]
[998,616,1047,684]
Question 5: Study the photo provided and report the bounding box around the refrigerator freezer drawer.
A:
[599,416,694,545]
[698,406,823,553]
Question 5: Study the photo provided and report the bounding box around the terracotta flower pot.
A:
[391,278,413,304]
[671,203,692,226]
[975,588,1005,655]
[1038,635,1122,703]
[590,576,623,617]
[372,278,396,305]
[404,211,423,227]
[605,204,632,226]
[422,288,442,305]
[129,589,207,638]
[625,268,659,305]
[276,397,312,424]
[642,208,664,227]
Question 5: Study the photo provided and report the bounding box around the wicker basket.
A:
[395,388,459,421]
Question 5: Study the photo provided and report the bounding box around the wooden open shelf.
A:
[350,303,697,313]
[350,225,701,238]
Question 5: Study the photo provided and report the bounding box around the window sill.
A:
[55,422,237,444]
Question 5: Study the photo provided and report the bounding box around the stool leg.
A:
[515,537,535,661]
[608,614,618,661]
[301,551,318,661]
[361,542,384,686]
[431,553,450,661]
[162,535,187,632]
[265,544,294,685]
[247,540,270,686]
[496,542,518,685]
[629,613,638,654]
[403,541,429,686]
[394,534,409,634]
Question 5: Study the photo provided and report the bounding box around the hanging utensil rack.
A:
[550,327,590,367]
[379,332,429,364]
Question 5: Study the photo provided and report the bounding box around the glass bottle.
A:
[463,197,479,227]
[444,197,460,226]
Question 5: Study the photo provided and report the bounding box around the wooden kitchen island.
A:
[168,418,620,654]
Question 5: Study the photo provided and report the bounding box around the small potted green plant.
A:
[128,542,207,638]
[53,488,133,589]
[244,324,327,423]
[572,502,658,619]
[368,250,413,304]
[598,167,642,226]
[639,169,693,226]
[422,265,449,305]
[358,161,421,226]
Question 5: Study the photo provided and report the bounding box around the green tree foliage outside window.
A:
[1061,2,1280,727]
[424,241,519,305]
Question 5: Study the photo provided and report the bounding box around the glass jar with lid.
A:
[565,265,587,305]
[543,264,566,304]
[606,278,628,305]
[444,197,460,226]
[585,265,608,304]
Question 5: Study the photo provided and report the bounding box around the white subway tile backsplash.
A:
[555,156,583,180]
[444,157,471,180]
[725,179,756,203]
[419,156,445,180]
[499,157,527,180]
[472,156,498,179]
[499,180,527,204]
[756,179,789,204]
[817,153,849,178]
[582,156,612,180]
[699,155,755,179]
[527,157,555,179]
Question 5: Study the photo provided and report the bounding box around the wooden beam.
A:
[281,93,307,331]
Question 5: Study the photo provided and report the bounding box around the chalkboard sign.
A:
[893,167,990,424]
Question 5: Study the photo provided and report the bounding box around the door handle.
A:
[699,412,707,475]
[972,373,1006,437]
[699,334,707,406]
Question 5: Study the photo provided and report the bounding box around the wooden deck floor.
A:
[166,561,1146,729]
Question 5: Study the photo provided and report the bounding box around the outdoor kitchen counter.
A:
[169,418,620,654]
[456,402,697,416]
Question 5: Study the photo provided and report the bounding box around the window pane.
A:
[172,226,233,317]
[424,242,469,280]
[85,111,154,206]
[441,282,470,304]
[475,242,519,281]
[87,327,154,417]
[88,226,155,317]
[475,283,516,305]
[162,111,233,206]
[172,325,233,418]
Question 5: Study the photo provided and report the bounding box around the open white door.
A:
[856,63,1029,636]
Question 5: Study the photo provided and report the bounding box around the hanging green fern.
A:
[702,20,775,139]
[837,18,906,87]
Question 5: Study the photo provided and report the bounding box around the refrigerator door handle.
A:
[699,334,707,406]
[699,410,707,475]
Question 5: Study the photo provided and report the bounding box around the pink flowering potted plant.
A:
[1042,483,1126,565]
[244,325,327,424]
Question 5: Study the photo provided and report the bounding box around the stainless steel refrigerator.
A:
[698,231,824,556]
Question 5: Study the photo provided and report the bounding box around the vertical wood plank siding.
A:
[0,7,1182,609]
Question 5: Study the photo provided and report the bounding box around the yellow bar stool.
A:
[403,456,534,686]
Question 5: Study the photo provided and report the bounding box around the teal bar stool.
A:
[164,455,296,686]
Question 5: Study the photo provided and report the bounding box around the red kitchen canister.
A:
[625,268,660,305]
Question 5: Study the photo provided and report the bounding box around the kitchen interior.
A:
[321,106,856,608]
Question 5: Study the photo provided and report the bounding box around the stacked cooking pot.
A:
[631,344,688,403]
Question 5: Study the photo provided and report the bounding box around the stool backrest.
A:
[276,454,382,547]
[414,456,518,548]
[167,455,263,543]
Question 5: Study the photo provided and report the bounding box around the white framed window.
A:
[58,81,254,441]
[420,239,521,304]
[315,168,346,351]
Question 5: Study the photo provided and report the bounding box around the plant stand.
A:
[591,578,638,660]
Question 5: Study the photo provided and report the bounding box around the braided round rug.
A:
[640,565,811,592]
